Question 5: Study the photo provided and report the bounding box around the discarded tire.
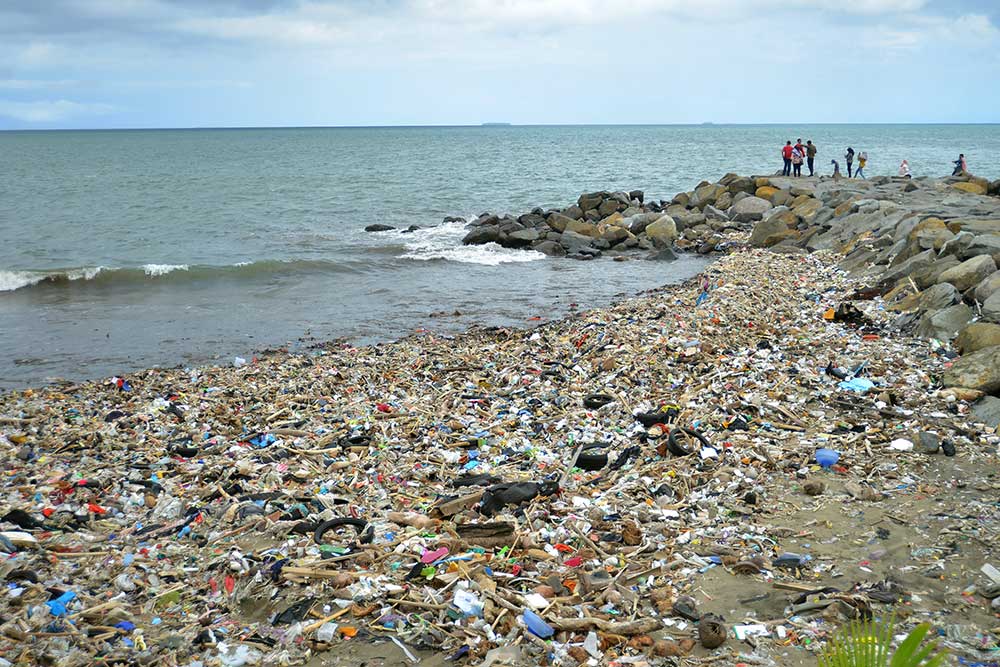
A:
[574,443,609,471]
[313,517,374,547]
[583,394,615,410]
[666,427,709,456]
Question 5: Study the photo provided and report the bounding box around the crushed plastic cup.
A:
[316,622,338,642]
[815,448,840,468]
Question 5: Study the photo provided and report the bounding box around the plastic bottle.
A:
[522,609,554,638]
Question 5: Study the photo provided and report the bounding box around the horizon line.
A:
[2,121,1000,133]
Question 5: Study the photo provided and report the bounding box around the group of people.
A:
[781,140,970,181]
[780,139,818,177]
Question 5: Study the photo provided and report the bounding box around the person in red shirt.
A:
[781,141,793,176]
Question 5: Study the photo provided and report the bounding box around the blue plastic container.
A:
[523,609,554,638]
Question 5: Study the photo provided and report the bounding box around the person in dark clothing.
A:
[781,141,793,176]
[845,147,855,178]
[806,140,817,176]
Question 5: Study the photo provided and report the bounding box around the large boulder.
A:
[946,219,1000,236]
[955,323,1000,355]
[715,191,733,211]
[704,205,729,221]
[559,229,594,250]
[597,199,621,217]
[918,283,961,311]
[600,225,631,244]
[562,204,583,220]
[691,183,727,209]
[952,181,988,195]
[505,229,540,247]
[750,218,789,248]
[755,185,779,201]
[938,230,976,259]
[984,291,1000,323]
[462,225,500,245]
[727,176,755,195]
[565,219,599,237]
[792,198,823,223]
[880,249,935,286]
[911,255,960,289]
[578,192,605,212]
[937,255,997,292]
[730,196,773,223]
[645,216,678,248]
[973,271,1000,304]
[546,212,575,233]
[915,304,972,341]
[971,397,1000,428]
[626,212,661,236]
[364,224,395,232]
[533,240,566,257]
[942,344,1000,393]
[965,235,1000,264]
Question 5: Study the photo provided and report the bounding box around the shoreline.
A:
[2,172,1000,665]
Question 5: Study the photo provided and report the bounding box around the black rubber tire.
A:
[313,517,374,547]
[667,427,710,457]
[583,393,614,410]
[574,443,609,471]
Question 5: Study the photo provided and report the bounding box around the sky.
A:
[0,0,998,129]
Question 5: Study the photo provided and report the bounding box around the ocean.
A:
[2,124,998,388]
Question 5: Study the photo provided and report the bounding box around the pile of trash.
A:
[1,248,998,666]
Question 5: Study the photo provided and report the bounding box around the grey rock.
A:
[984,291,1000,323]
[880,249,936,286]
[505,229,540,246]
[518,213,545,227]
[955,322,1000,355]
[364,224,396,232]
[937,254,998,292]
[532,240,566,257]
[917,432,940,454]
[964,234,1000,264]
[559,229,594,250]
[546,212,575,233]
[749,218,789,248]
[971,396,1000,428]
[915,303,973,341]
[601,226,630,244]
[704,205,729,221]
[645,216,679,248]
[629,189,644,204]
[938,230,976,258]
[578,191,605,212]
[911,255,960,289]
[727,176,755,195]
[729,196,773,223]
[691,183,726,209]
[462,225,501,245]
[597,199,620,217]
[917,283,961,312]
[942,344,1000,392]
[625,212,661,235]
[647,248,678,261]
[973,271,1000,303]
[562,205,583,220]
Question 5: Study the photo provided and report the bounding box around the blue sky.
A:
[0,0,998,129]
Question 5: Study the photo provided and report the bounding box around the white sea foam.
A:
[0,271,45,292]
[143,264,189,277]
[399,221,545,266]
[0,266,108,292]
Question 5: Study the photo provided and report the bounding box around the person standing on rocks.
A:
[953,153,967,175]
[831,159,841,180]
[898,160,911,178]
[856,151,868,179]
[781,141,793,176]
[806,140,817,176]
[845,147,855,178]
[791,143,804,177]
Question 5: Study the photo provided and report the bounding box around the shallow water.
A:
[2,124,998,387]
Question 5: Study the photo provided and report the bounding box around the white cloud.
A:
[175,14,349,45]
[0,99,116,122]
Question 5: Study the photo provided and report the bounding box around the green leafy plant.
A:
[818,615,947,667]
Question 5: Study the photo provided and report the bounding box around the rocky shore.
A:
[2,171,1000,667]
[452,170,1000,263]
